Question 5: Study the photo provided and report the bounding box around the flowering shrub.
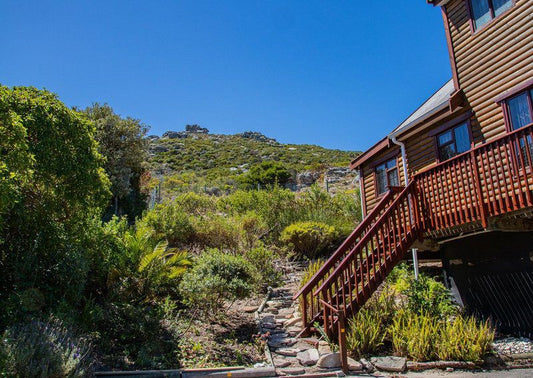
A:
[0,318,93,377]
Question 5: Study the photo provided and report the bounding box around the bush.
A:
[1,319,93,377]
[390,309,438,361]
[244,244,282,290]
[280,221,337,258]
[141,202,195,246]
[436,316,494,361]
[346,287,395,358]
[346,308,386,359]
[238,161,291,188]
[179,249,255,315]
[192,215,242,251]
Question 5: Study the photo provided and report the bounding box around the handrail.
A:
[313,182,416,296]
[414,123,533,178]
[293,186,402,300]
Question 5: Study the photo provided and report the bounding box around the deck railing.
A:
[295,123,533,338]
[415,124,533,232]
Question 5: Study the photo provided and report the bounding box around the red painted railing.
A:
[295,124,533,338]
[293,187,403,334]
[415,124,533,232]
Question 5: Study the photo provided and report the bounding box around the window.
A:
[436,122,472,161]
[469,0,513,30]
[504,89,533,168]
[507,90,533,130]
[375,158,399,196]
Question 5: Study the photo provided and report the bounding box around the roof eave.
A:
[427,0,450,6]
[350,137,390,170]
[389,101,450,140]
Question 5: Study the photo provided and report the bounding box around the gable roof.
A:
[390,79,454,138]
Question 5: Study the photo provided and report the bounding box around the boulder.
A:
[275,348,302,357]
[370,356,407,373]
[296,348,319,366]
[274,359,292,368]
[185,124,209,134]
[316,352,362,371]
[162,130,187,139]
[296,171,320,186]
[243,305,258,313]
[317,341,332,356]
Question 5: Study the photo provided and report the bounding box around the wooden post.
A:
[337,310,348,375]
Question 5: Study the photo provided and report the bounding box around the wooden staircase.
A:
[295,123,533,339]
[294,183,422,337]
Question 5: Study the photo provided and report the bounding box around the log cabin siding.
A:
[360,148,404,213]
[445,0,533,143]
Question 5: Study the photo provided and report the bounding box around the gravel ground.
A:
[492,337,533,356]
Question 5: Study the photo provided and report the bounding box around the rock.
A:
[316,353,362,371]
[296,348,320,366]
[244,305,258,313]
[162,130,187,139]
[275,348,301,357]
[262,322,280,329]
[318,341,332,355]
[360,358,375,373]
[279,367,306,376]
[296,171,320,186]
[284,317,302,327]
[237,131,276,143]
[278,308,295,317]
[370,356,407,373]
[151,145,169,153]
[185,124,209,134]
[266,300,283,308]
[274,359,292,368]
[286,326,301,337]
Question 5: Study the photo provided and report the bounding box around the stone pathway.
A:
[257,262,362,376]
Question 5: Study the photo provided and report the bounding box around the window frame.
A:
[502,88,533,133]
[497,82,533,173]
[373,155,400,197]
[466,0,516,33]
[430,113,474,163]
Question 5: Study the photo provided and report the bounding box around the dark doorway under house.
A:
[440,231,533,337]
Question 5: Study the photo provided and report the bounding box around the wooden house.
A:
[296,0,533,338]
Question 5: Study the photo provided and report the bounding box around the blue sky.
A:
[1,1,451,151]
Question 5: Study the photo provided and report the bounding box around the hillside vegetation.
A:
[148,127,360,194]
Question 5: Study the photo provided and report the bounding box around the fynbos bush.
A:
[1,319,93,377]
[280,221,337,258]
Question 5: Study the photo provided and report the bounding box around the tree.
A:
[0,86,111,324]
[239,161,291,189]
[83,103,149,220]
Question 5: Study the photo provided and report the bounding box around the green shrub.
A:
[244,244,281,290]
[192,215,242,251]
[389,264,457,319]
[1,319,93,377]
[390,310,438,361]
[346,308,386,358]
[346,286,396,358]
[436,316,494,361]
[141,202,195,246]
[179,249,255,315]
[137,241,192,299]
[280,221,337,258]
[238,211,268,249]
[404,275,457,319]
[238,161,291,188]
